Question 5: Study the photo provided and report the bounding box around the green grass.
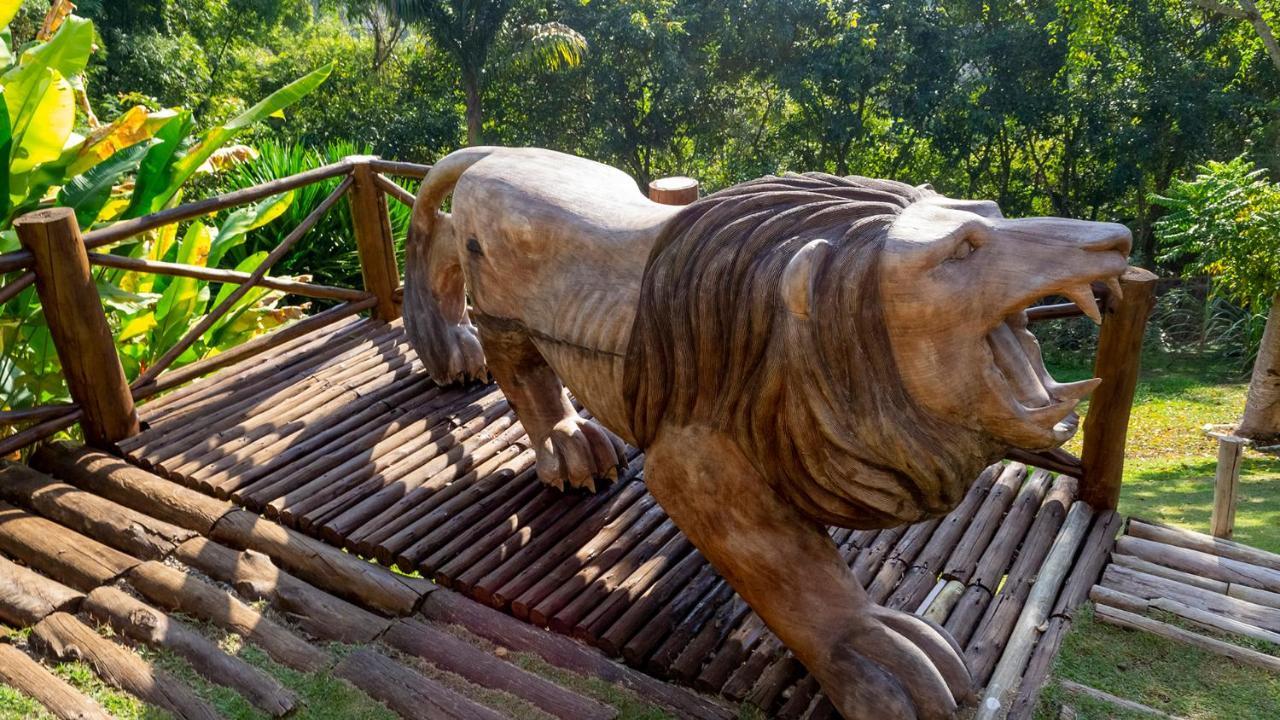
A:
[1037,353,1280,718]
[1034,607,1280,719]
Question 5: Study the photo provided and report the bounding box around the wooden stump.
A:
[648,177,699,205]
[1079,267,1157,509]
[1209,432,1247,539]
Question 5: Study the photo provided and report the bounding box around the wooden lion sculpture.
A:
[403,147,1132,720]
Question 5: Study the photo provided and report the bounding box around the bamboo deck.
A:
[113,316,1123,718]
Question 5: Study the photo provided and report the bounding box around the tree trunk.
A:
[463,70,483,146]
[1238,295,1280,442]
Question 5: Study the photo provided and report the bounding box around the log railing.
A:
[0,157,1156,512]
[0,155,429,458]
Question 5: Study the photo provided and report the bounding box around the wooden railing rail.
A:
[374,174,416,207]
[80,160,355,250]
[85,253,371,303]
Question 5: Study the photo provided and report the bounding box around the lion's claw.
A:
[534,415,627,492]
[830,606,974,720]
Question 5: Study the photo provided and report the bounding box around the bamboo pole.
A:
[1079,266,1158,508]
[975,501,1093,720]
[349,157,401,320]
[14,208,139,447]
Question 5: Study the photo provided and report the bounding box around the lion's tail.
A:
[403,147,496,383]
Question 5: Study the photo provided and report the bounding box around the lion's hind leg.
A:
[477,322,626,492]
[403,212,487,384]
[643,425,974,720]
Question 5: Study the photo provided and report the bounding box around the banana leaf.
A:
[58,138,156,227]
[127,63,333,219]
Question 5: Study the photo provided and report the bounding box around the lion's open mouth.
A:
[985,295,1104,446]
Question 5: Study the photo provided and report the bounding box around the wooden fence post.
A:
[14,208,139,448]
[1209,433,1246,539]
[1079,266,1158,509]
[348,156,401,321]
[648,177,699,206]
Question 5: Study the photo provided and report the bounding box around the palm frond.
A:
[511,22,587,72]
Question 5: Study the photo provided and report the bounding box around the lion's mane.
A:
[624,172,1002,529]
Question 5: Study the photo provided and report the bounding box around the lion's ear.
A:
[780,239,832,317]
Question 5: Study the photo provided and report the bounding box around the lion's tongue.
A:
[989,322,1052,409]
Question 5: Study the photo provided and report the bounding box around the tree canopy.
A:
[80,0,1280,266]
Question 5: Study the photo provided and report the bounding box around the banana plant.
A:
[0,0,332,418]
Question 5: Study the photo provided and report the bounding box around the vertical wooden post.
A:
[348,156,401,321]
[1210,434,1245,539]
[648,177,699,206]
[14,208,139,448]
[1079,266,1158,509]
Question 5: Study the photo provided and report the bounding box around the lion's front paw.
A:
[440,324,488,384]
[829,606,974,720]
[533,416,627,492]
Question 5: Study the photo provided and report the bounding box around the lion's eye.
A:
[948,240,976,262]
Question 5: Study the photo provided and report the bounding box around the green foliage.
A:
[0,2,331,418]
[1154,155,1280,310]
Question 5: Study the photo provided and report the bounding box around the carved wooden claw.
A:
[833,605,975,720]
[440,324,488,384]
[534,415,628,493]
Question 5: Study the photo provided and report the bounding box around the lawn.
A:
[1038,352,1280,719]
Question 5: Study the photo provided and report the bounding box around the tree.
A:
[1191,0,1280,73]
[1153,156,1280,440]
[384,0,585,144]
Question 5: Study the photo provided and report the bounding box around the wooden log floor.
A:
[112,316,1124,718]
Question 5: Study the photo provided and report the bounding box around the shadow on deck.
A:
[113,315,1122,719]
